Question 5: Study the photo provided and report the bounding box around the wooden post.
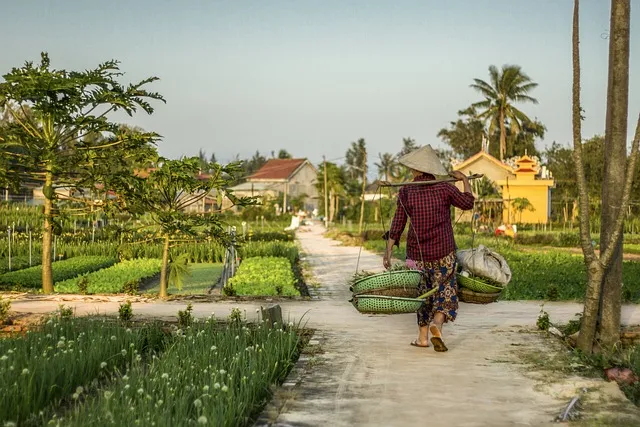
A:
[260,304,283,328]
[358,148,367,234]
[283,182,288,215]
[323,155,329,227]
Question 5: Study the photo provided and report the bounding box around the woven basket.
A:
[457,275,503,294]
[458,287,501,304]
[350,294,425,314]
[350,270,423,294]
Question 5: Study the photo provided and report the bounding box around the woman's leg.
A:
[428,253,459,352]
[412,260,432,347]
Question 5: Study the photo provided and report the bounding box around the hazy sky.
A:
[2,0,639,168]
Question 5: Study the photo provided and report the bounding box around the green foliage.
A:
[0,256,40,274]
[54,259,161,294]
[437,106,487,159]
[118,301,133,323]
[226,257,298,296]
[537,306,550,331]
[177,303,194,328]
[60,319,299,427]
[77,276,89,295]
[57,304,74,320]
[168,253,191,291]
[0,317,168,425]
[239,241,300,266]
[0,256,116,289]
[0,296,10,324]
[228,307,244,324]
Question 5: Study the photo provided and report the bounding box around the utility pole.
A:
[358,148,367,234]
[323,155,329,227]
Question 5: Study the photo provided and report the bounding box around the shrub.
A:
[0,256,41,275]
[118,301,133,323]
[0,297,10,324]
[178,303,194,328]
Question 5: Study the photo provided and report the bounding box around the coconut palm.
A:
[471,65,538,160]
[375,152,399,182]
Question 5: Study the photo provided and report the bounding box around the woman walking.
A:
[383,145,474,352]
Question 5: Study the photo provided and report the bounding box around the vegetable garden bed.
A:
[0,257,117,290]
[225,257,298,296]
[54,259,162,294]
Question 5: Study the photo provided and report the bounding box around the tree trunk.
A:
[577,261,605,351]
[41,171,55,294]
[499,109,506,161]
[599,0,630,348]
[329,189,335,222]
[159,234,170,298]
[335,195,340,222]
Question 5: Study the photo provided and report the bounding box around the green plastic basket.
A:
[350,288,437,314]
[457,274,503,293]
[350,270,423,294]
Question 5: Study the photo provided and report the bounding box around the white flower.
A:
[1,355,8,361]
[137,388,144,395]
[210,345,217,351]
[235,335,239,340]
[214,383,220,389]
[219,369,226,375]
[21,368,29,375]
[197,416,208,425]
[76,386,84,394]
[157,399,163,406]
[161,373,169,379]
[72,393,79,400]
[110,336,117,341]
[202,385,209,392]
[56,341,65,349]
[5,422,17,427]
[100,362,107,369]
[46,334,52,338]
[221,385,228,393]
[122,375,129,381]
[126,328,132,333]
[121,350,127,356]
[136,355,142,362]
[193,399,202,408]
[104,391,113,399]
[288,321,294,327]
[124,384,130,390]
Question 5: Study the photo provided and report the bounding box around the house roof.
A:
[247,159,307,181]
[453,151,514,173]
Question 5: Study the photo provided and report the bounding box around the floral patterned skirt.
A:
[406,252,458,327]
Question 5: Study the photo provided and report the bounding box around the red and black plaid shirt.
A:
[388,175,475,262]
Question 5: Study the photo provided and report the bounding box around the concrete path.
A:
[7,224,640,426]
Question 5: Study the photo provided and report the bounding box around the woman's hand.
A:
[449,170,467,181]
[383,249,392,269]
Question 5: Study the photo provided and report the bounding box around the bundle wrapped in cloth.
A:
[455,245,512,303]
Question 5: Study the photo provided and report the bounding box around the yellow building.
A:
[452,150,555,224]
[495,154,555,224]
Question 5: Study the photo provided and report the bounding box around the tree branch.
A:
[571,0,597,263]
[600,113,640,267]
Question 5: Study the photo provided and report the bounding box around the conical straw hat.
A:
[398,145,448,176]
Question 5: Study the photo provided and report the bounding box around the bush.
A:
[226,256,298,296]
[54,259,162,294]
[118,301,133,323]
[0,256,116,289]
[0,297,10,324]
[239,242,300,266]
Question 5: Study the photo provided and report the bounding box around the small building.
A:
[230,158,319,212]
[452,150,555,224]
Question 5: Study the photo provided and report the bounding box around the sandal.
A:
[410,340,429,348]
[429,324,448,352]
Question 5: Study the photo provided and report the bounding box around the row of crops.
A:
[0,313,301,426]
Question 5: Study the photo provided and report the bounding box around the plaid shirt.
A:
[388,175,475,262]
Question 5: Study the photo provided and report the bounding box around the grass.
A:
[58,318,300,427]
[225,257,298,297]
[145,263,224,296]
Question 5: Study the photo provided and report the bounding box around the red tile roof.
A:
[248,159,307,180]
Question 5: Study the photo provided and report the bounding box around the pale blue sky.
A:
[2,0,638,168]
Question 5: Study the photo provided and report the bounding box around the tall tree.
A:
[112,157,254,298]
[572,0,640,353]
[471,64,539,160]
[345,138,367,181]
[397,137,420,180]
[315,162,346,221]
[375,152,399,181]
[278,149,292,159]
[0,53,163,293]
[437,106,486,159]
[197,148,208,171]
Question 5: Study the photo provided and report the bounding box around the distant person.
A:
[384,145,475,352]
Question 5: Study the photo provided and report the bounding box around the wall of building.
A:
[288,163,319,209]
[501,183,553,224]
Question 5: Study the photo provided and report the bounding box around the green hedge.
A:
[0,256,41,275]
[55,259,162,294]
[226,256,298,296]
[0,256,116,289]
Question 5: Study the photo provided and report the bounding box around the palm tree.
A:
[345,138,367,180]
[375,152,399,181]
[398,137,418,157]
[471,65,538,161]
